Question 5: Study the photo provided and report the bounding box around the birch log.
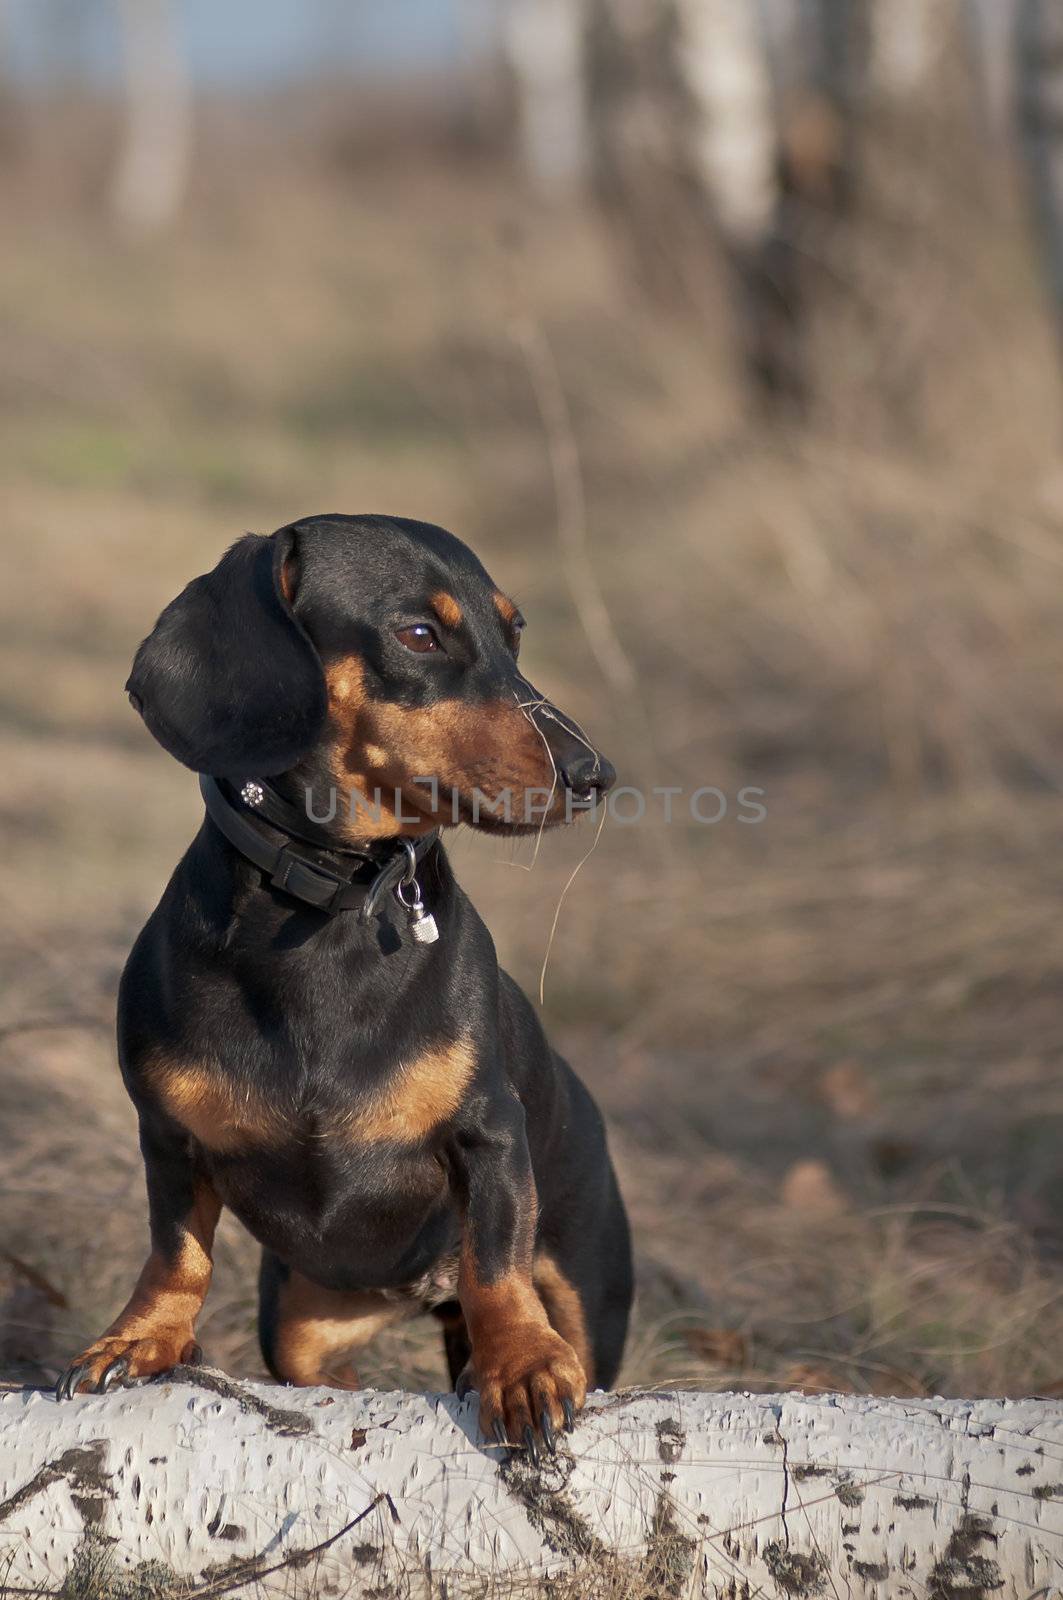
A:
[0,1374,1061,1597]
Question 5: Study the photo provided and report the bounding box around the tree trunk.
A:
[110,0,191,236]
[869,0,958,98]
[966,0,1019,134]
[504,0,590,192]
[673,0,777,246]
[1018,0,1063,348]
[0,1373,1060,1597]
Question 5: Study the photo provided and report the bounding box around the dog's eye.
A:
[512,616,526,657]
[395,624,439,654]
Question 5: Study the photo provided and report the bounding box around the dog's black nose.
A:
[559,752,616,798]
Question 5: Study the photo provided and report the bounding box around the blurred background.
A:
[1,0,1062,1402]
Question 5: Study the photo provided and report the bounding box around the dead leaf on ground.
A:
[781,1159,847,1215]
[818,1060,878,1121]
[682,1327,748,1367]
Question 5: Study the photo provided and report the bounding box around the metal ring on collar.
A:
[398,839,417,887]
[359,852,407,925]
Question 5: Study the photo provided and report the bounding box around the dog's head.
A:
[127,514,615,838]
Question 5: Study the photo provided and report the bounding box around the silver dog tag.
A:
[395,876,439,944]
[407,902,440,944]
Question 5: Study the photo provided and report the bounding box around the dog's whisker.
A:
[539,801,608,1008]
[511,687,558,871]
[514,678,603,771]
[515,681,600,763]
[533,703,602,767]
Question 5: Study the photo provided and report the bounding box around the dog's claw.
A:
[99,1356,129,1393]
[539,1409,556,1454]
[523,1424,540,1466]
[562,1397,575,1432]
[493,1419,508,1447]
[56,1364,86,1402]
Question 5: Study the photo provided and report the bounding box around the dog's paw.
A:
[471,1325,586,1461]
[55,1329,201,1400]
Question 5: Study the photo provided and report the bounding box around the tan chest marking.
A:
[146,1060,285,1153]
[147,1038,477,1153]
[336,1036,477,1144]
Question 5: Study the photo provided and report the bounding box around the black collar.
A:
[199,775,438,921]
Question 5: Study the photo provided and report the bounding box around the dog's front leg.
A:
[451,1093,586,1456]
[56,1118,219,1399]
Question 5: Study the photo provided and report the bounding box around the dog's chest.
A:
[144,1046,465,1276]
[144,1037,475,1157]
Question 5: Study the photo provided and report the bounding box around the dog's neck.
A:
[269,760,439,857]
[191,781,451,967]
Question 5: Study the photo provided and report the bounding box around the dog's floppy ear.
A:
[126,527,327,777]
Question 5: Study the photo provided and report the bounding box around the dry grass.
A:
[1,91,1062,1406]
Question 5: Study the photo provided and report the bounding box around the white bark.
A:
[504,0,590,192]
[110,0,191,236]
[0,1375,1060,1596]
[869,0,953,98]
[675,0,778,246]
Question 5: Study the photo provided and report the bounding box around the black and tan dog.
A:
[56,514,633,1457]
